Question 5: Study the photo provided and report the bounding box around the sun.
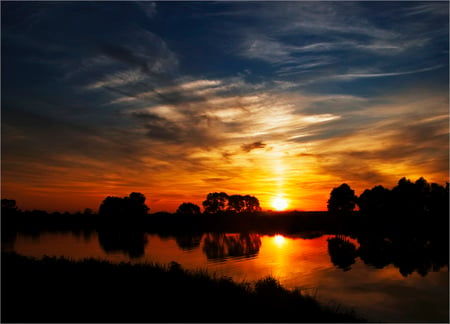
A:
[272,197,288,211]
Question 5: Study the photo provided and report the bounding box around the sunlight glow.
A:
[273,234,286,247]
[272,197,288,211]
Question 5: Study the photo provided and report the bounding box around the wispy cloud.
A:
[241,141,267,153]
[328,65,445,81]
[136,1,157,19]
[2,2,448,212]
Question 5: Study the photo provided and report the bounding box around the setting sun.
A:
[272,197,289,211]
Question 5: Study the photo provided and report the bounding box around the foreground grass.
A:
[1,252,364,323]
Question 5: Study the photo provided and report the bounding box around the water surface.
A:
[3,231,448,322]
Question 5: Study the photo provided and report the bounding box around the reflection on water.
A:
[2,230,448,322]
[327,235,358,271]
[202,233,261,261]
[174,233,202,251]
[98,228,148,258]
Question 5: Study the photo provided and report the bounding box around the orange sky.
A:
[2,2,448,213]
[3,89,448,213]
[2,88,448,213]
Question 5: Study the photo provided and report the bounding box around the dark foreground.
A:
[1,252,364,323]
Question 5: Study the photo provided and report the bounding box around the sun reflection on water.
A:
[273,234,286,247]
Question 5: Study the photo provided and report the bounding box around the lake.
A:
[2,230,448,322]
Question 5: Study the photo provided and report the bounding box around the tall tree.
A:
[228,194,261,213]
[327,183,357,214]
[99,193,149,218]
[202,192,229,214]
[176,202,201,216]
[357,185,392,214]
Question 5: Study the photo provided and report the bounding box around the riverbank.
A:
[2,252,364,323]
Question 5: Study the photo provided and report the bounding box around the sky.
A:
[1,1,449,213]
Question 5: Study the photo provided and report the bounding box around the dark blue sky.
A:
[2,1,449,212]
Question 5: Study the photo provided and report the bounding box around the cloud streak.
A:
[2,2,448,212]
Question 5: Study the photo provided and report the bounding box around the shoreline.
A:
[1,252,365,323]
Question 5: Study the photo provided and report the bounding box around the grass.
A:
[2,252,365,323]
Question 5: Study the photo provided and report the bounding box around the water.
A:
[2,230,448,322]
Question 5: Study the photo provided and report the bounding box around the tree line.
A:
[94,191,261,218]
[327,176,449,215]
[2,176,447,219]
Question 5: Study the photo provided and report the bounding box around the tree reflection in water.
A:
[175,233,202,251]
[356,232,448,277]
[202,233,262,261]
[98,227,148,258]
[327,232,448,277]
[327,235,358,271]
[94,227,447,278]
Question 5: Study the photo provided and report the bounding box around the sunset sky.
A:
[2,1,449,213]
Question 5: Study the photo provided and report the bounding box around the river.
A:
[2,230,448,322]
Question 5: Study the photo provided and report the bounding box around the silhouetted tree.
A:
[228,194,261,213]
[327,183,357,214]
[128,192,150,215]
[99,196,128,216]
[2,199,18,212]
[83,208,94,215]
[429,182,449,218]
[176,202,201,216]
[228,195,245,212]
[357,185,392,214]
[243,195,261,212]
[98,193,149,219]
[202,192,229,214]
[389,177,444,224]
[391,177,420,214]
[1,199,18,245]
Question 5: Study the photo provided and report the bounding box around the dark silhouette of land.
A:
[2,252,364,323]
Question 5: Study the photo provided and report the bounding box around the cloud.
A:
[403,3,449,17]
[97,29,178,74]
[2,2,448,212]
[241,141,267,152]
[136,1,157,19]
[130,110,222,148]
[329,65,445,81]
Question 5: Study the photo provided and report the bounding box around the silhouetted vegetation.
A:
[176,202,201,216]
[2,252,364,323]
[202,192,261,214]
[202,192,229,214]
[228,194,262,212]
[96,192,150,258]
[99,192,149,220]
[357,177,449,225]
[1,198,18,211]
[3,176,447,237]
[327,183,358,214]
